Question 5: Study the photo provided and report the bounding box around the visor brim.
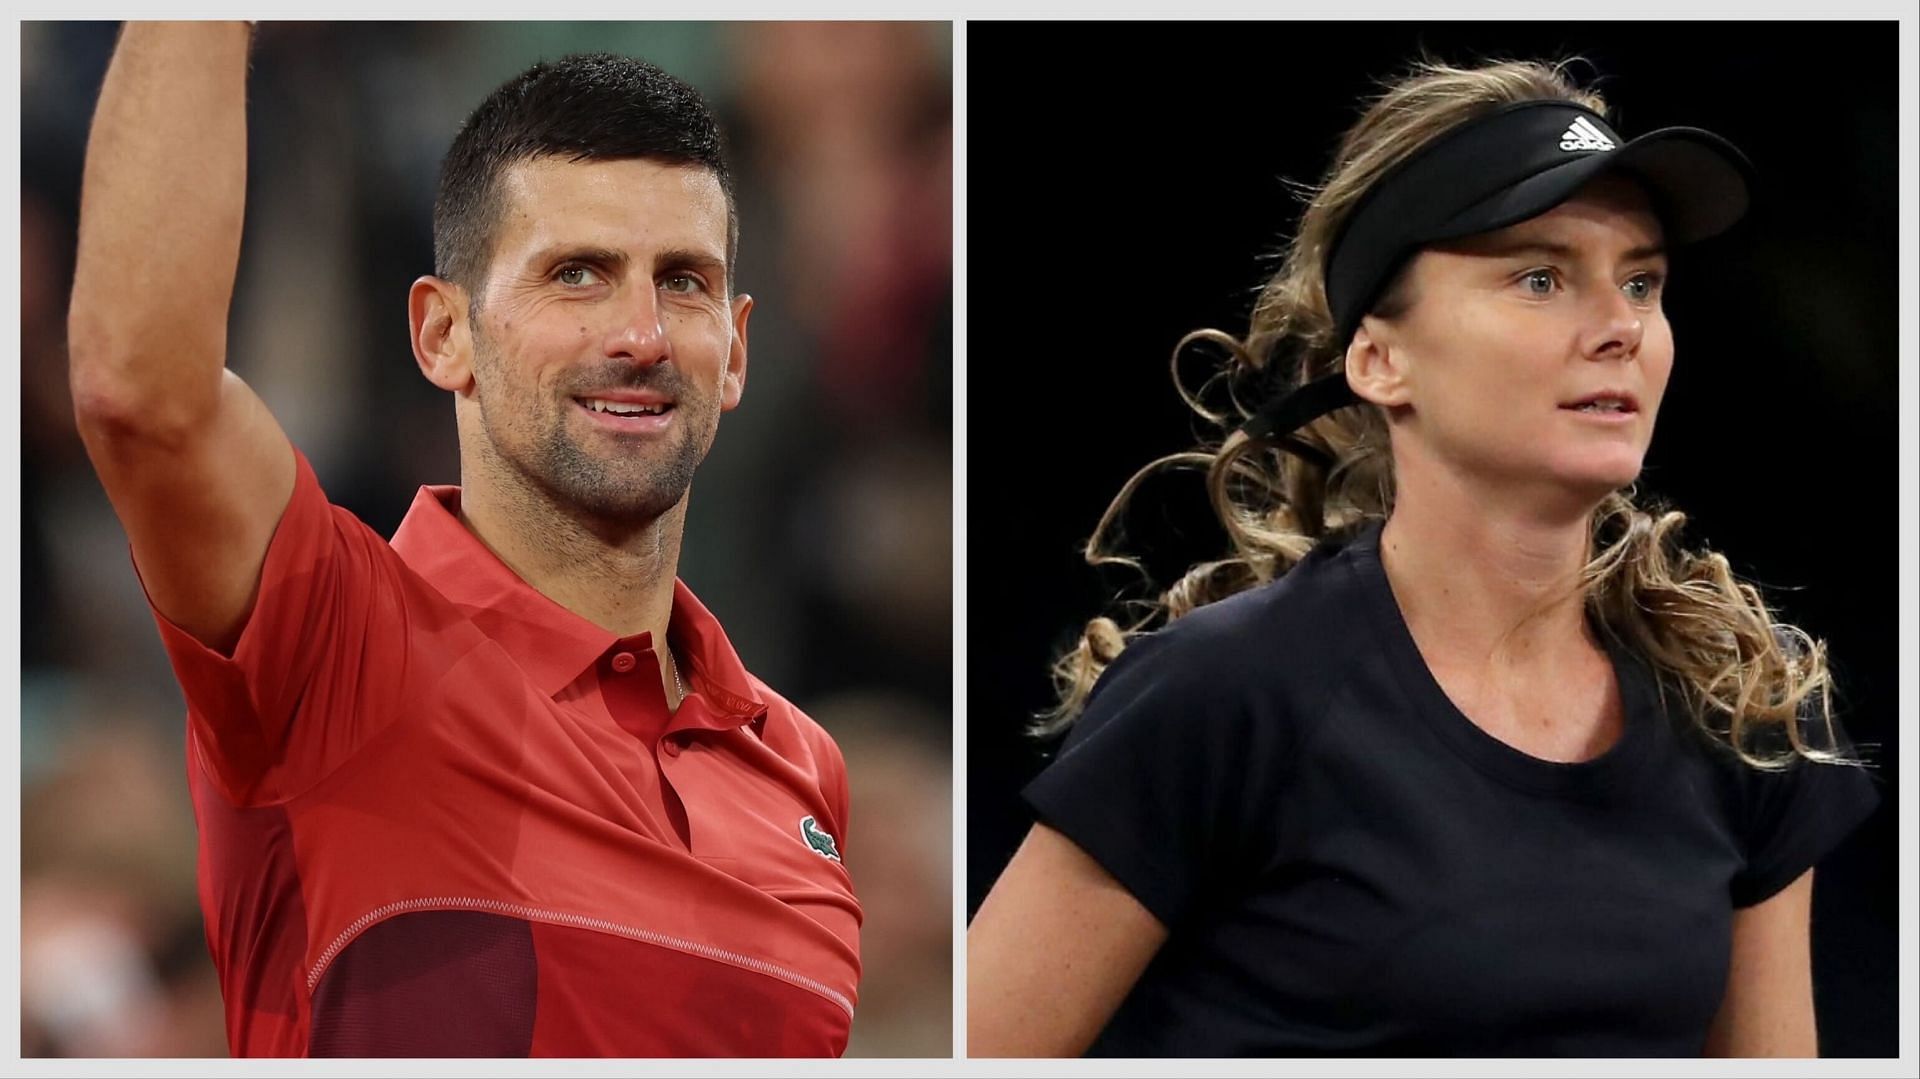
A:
[1430,127,1754,246]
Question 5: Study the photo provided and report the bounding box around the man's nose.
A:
[605,285,670,365]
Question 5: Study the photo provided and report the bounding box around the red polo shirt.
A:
[144,451,861,1057]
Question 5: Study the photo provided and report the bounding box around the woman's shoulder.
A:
[1047,527,1386,823]
[1158,521,1380,649]
[1106,521,1383,701]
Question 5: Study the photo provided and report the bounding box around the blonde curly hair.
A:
[1041,58,1856,771]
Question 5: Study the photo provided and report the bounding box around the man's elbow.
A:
[67,332,223,445]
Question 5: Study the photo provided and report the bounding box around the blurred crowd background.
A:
[21,21,952,1058]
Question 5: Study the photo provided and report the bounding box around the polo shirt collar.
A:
[388,483,768,730]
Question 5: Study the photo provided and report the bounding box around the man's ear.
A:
[721,292,752,412]
[409,275,475,393]
[1344,317,1413,409]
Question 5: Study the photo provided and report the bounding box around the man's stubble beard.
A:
[470,328,717,526]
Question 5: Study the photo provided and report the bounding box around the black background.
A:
[967,22,1901,1056]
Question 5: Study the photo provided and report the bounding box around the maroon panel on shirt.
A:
[308,910,537,1057]
[527,921,848,1056]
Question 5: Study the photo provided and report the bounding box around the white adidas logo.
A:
[1559,116,1616,152]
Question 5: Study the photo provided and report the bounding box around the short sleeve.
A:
[1022,627,1286,927]
[141,450,415,806]
[1727,723,1881,908]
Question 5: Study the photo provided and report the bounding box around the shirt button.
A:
[661,739,682,758]
[610,652,637,673]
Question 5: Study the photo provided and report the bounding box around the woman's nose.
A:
[1582,285,1645,360]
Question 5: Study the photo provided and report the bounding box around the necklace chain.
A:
[666,647,685,699]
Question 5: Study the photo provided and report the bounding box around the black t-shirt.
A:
[1024,520,1879,1057]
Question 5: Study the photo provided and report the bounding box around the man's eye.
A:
[1521,268,1558,296]
[660,273,702,294]
[556,265,603,287]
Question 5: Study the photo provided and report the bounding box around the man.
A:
[67,22,860,1057]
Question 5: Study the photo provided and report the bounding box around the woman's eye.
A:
[1622,273,1662,303]
[556,265,601,287]
[660,273,701,294]
[1520,269,1558,296]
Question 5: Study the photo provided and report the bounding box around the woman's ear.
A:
[1344,318,1413,409]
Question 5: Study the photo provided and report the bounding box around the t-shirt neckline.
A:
[1345,518,1659,800]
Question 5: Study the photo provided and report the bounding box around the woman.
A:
[967,58,1878,1058]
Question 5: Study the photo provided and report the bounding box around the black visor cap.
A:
[1325,100,1755,347]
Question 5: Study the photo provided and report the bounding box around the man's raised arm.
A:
[68,20,298,654]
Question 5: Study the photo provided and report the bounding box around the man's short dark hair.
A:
[433,53,737,304]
